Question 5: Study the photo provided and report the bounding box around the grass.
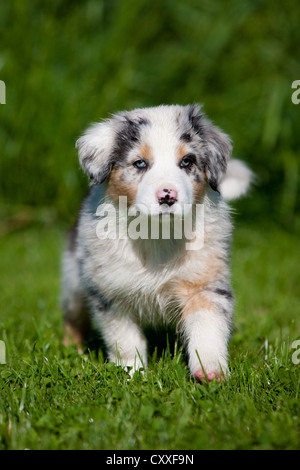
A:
[0,218,299,450]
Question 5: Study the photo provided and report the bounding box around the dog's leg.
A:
[180,290,233,383]
[61,247,91,353]
[63,303,91,354]
[94,310,148,375]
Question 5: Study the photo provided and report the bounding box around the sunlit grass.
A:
[0,222,299,449]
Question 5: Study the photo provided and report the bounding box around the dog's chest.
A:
[84,234,190,320]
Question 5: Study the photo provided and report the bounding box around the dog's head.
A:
[76,104,232,215]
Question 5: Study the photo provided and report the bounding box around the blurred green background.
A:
[0,0,300,228]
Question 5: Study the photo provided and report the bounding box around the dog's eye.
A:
[180,154,196,169]
[133,159,148,169]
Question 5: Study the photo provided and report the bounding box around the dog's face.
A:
[76,105,232,215]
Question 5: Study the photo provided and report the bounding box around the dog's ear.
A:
[188,105,232,192]
[203,125,232,192]
[76,114,147,185]
[76,119,118,185]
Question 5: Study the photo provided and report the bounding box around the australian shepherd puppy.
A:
[61,104,252,383]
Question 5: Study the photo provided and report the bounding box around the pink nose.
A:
[156,188,178,206]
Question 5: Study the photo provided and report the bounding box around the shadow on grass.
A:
[84,324,182,364]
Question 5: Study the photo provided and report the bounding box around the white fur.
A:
[134,108,194,215]
[184,310,231,376]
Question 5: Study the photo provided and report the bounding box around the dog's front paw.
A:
[189,355,229,384]
[193,368,226,384]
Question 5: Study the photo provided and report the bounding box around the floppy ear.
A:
[76,119,118,185]
[188,105,232,192]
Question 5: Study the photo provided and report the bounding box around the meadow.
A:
[0,0,299,450]
[0,219,299,450]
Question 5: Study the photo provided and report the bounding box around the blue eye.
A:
[133,159,147,169]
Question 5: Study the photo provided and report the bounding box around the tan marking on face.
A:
[177,143,188,163]
[177,143,206,202]
[107,167,137,205]
[139,143,153,163]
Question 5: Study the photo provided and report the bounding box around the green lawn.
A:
[0,219,299,450]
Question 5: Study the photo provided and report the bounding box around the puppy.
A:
[61,104,252,383]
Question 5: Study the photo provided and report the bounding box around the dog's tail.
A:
[219,159,254,201]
